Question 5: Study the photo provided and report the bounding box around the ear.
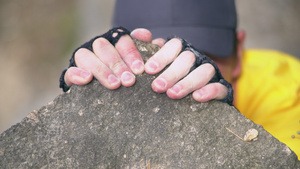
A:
[232,30,246,79]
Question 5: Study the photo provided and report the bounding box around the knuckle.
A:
[75,48,89,62]
[220,83,229,94]
[172,38,182,44]
[93,37,110,50]
[171,38,183,49]
[95,64,103,75]
[116,36,140,59]
[205,63,216,75]
[131,28,152,42]
[206,63,215,70]
[165,68,179,82]
[181,51,196,63]
[124,45,139,57]
[212,83,228,99]
[111,61,125,73]
[94,62,109,78]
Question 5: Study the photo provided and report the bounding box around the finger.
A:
[152,38,165,48]
[192,83,228,102]
[75,48,121,89]
[166,63,216,99]
[145,38,182,74]
[151,51,195,93]
[64,67,93,87]
[115,35,145,75]
[130,28,152,42]
[92,37,136,87]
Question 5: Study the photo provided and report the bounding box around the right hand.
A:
[64,28,164,90]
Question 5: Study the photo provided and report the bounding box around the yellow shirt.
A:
[236,49,300,160]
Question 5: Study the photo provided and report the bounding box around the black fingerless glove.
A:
[171,37,234,105]
[59,27,131,92]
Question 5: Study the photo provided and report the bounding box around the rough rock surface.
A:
[0,40,299,168]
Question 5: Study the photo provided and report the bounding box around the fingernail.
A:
[80,71,91,79]
[169,84,182,94]
[121,71,135,85]
[108,74,120,85]
[146,60,158,73]
[132,60,144,74]
[197,89,207,99]
[154,78,167,90]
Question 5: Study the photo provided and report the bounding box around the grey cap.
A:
[113,0,237,57]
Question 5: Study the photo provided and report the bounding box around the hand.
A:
[64,28,156,90]
[144,38,229,103]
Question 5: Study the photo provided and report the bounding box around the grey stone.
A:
[0,40,299,169]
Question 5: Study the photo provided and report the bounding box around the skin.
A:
[64,28,246,105]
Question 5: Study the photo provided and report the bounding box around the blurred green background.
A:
[1,0,299,133]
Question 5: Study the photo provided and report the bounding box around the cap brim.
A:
[149,26,235,57]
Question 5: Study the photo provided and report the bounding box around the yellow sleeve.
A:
[235,49,300,159]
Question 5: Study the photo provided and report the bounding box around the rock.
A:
[0,40,299,168]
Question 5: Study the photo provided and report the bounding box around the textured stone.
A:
[0,40,299,168]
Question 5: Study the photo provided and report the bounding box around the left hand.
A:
[131,29,229,103]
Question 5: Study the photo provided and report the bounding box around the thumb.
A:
[130,28,152,42]
[64,67,93,87]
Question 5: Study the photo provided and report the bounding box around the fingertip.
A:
[192,89,209,103]
[131,60,145,74]
[106,74,122,89]
[66,67,93,86]
[131,28,152,42]
[120,71,136,87]
[145,60,159,74]
[151,78,168,93]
